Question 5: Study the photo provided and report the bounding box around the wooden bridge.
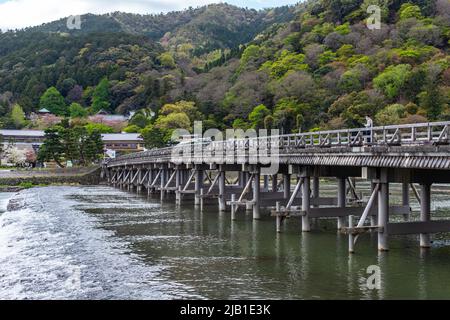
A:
[102,121,450,253]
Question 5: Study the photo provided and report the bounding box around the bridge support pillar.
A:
[137,169,143,194]
[147,169,153,196]
[302,176,311,232]
[128,169,133,192]
[272,174,278,192]
[218,168,226,212]
[175,168,181,189]
[369,182,378,227]
[175,168,181,203]
[195,167,204,206]
[312,177,320,208]
[378,181,389,251]
[283,174,291,199]
[402,183,411,221]
[239,172,246,188]
[420,183,432,248]
[263,175,269,192]
[337,178,346,230]
[252,168,261,220]
[160,168,167,200]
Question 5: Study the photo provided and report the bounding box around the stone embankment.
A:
[0,166,101,189]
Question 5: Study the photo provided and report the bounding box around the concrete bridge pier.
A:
[218,167,226,212]
[137,169,143,194]
[239,172,248,189]
[420,183,432,248]
[271,174,278,192]
[378,170,390,251]
[311,176,320,228]
[312,177,320,208]
[263,175,269,192]
[370,182,378,227]
[250,166,261,220]
[195,166,204,206]
[283,174,291,200]
[402,183,411,221]
[301,169,311,232]
[127,168,133,192]
[175,167,182,204]
[337,178,346,230]
[160,166,167,200]
[147,168,154,196]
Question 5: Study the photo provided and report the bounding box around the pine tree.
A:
[38,127,65,168]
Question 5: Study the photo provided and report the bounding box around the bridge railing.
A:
[107,121,450,165]
[206,121,450,152]
[267,121,450,149]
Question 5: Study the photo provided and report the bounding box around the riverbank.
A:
[0,166,101,187]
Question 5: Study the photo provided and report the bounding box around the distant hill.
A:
[28,3,296,54]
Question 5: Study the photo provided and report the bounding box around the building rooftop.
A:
[89,115,129,122]
[0,130,45,137]
[0,130,143,143]
[101,133,143,142]
[38,108,51,113]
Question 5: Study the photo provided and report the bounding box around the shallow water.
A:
[1,184,450,300]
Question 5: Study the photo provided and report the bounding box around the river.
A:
[1,184,450,300]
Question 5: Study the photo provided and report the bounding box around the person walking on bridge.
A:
[365,116,374,144]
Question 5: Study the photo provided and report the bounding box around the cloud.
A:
[0,0,221,31]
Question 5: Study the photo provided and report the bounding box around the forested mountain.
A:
[0,0,449,140]
[28,4,296,54]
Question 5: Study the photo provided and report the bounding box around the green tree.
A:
[375,104,407,125]
[39,87,67,116]
[69,103,88,118]
[123,125,142,133]
[339,70,363,93]
[261,50,309,79]
[91,78,110,113]
[399,3,423,20]
[129,113,151,129]
[85,123,114,134]
[141,125,167,149]
[155,112,191,131]
[84,130,104,164]
[239,45,261,71]
[264,115,275,130]
[249,104,271,130]
[418,87,445,121]
[159,101,202,123]
[158,52,176,68]
[232,119,250,130]
[10,104,27,129]
[273,98,302,134]
[38,127,65,168]
[373,64,413,99]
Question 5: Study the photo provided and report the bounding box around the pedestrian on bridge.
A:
[365,116,374,144]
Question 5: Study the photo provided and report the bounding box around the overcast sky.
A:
[0,0,299,31]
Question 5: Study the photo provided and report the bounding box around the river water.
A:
[1,184,450,300]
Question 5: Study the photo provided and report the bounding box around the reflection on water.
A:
[1,183,450,300]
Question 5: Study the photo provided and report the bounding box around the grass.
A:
[0,182,50,189]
